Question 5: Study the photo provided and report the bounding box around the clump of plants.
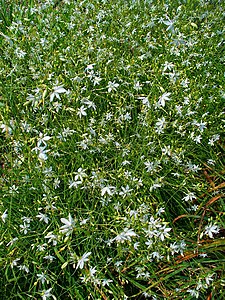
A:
[0,0,224,299]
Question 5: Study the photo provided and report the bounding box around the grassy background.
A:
[0,0,225,299]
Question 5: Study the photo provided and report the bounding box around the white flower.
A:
[81,99,96,110]
[102,278,113,286]
[74,168,87,181]
[1,209,8,223]
[76,252,92,270]
[187,289,199,298]
[0,124,12,134]
[204,223,220,238]
[37,133,51,148]
[134,242,140,250]
[113,228,138,243]
[36,213,49,224]
[18,264,29,273]
[41,288,55,300]
[43,255,56,262]
[37,272,47,284]
[38,148,49,161]
[77,105,87,118]
[45,232,58,246]
[107,81,119,92]
[119,185,133,198]
[101,185,116,196]
[144,160,159,172]
[151,251,164,260]
[205,273,215,286]
[156,224,171,241]
[6,237,18,247]
[162,19,175,32]
[11,258,20,268]
[89,266,97,277]
[155,117,167,134]
[68,179,82,189]
[59,214,75,236]
[15,47,26,58]
[20,222,30,235]
[157,92,171,107]
[182,192,196,202]
[50,86,67,102]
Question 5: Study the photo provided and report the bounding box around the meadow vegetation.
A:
[0,0,225,299]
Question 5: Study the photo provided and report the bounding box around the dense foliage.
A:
[0,0,224,299]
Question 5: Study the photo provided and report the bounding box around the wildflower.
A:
[6,237,18,247]
[205,273,215,286]
[156,224,171,241]
[115,260,123,267]
[50,86,67,102]
[134,242,140,250]
[150,178,163,191]
[15,47,26,58]
[20,222,30,235]
[37,244,47,251]
[11,258,20,268]
[204,223,220,238]
[139,96,150,108]
[208,134,220,146]
[119,185,133,198]
[102,278,113,286]
[18,265,29,273]
[81,99,96,110]
[162,18,175,32]
[36,133,49,148]
[101,185,116,196]
[53,178,60,189]
[45,232,58,246]
[80,218,89,225]
[77,105,87,118]
[74,168,87,181]
[182,192,196,202]
[113,228,138,243]
[43,255,56,262]
[157,92,171,107]
[155,117,167,134]
[170,240,186,255]
[59,214,76,236]
[41,288,55,300]
[144,160,159,172]
[163,61,174,72]
[93,76,102,86]
[1,209,8,223]
[37,272,47,284]
[196,121,207,132]
[0,124,12,135]
[68,179,82,189]
[192,135,202,144]
[186,162,201,172]
[76,252,92,270]
[151,251,164,260]
[36,213,49,224]
[156,207,165,216]
[142,291,152,298]
[187,289,199,298]
[89,266,97,277]
[107,81,119,92]
[145,239,153,249]
[9,184,19,194]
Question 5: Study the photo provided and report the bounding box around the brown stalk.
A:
[199,181,225,198]
[203,169,215,188]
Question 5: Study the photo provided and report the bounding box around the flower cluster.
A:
[0,0,224,299]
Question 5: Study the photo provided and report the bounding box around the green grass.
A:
[0,0,225,299]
